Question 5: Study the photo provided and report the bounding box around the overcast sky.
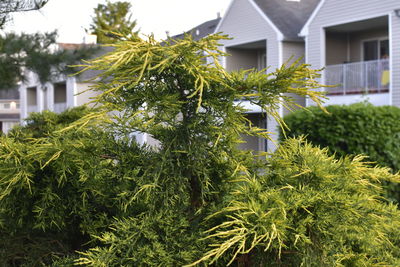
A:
[6,0,231,43]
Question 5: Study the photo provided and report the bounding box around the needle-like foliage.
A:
[1,34,399,266]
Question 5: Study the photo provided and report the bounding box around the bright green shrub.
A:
[0,107,148,265]
[78,138,400,266]
[72,35,400,266]
[3,34,400,266]
[281,103,400,202]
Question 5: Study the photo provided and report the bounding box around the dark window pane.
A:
[364,40,378,61]
[380,39,389,58]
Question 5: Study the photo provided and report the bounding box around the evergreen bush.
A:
[281,103,400,202]
[1,34,399,266]
[0,107,147,265]
[77,138,400,266]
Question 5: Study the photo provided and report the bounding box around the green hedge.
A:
[281,103,400,202]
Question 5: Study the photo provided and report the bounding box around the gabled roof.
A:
[0,88,19,99]
[253,0,320,41]
[172,17,221,41]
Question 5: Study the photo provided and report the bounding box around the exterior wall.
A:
[0,100,19,115]
[238,113,266,152]
[304,0,400,107]
[281,41,306,116]
[20,71,87,120]
[76,83,99,106]
[218,0,282,152]
[218,0,281,72]
[225,48,259,71]
[324,93,390,106]
[349,28,388,62]
[325,32,348,65]
[2,121,19,133]
[0,99,20,133]
[66,77,77,108]
[282,41,305,65]
[325,29,389,65]
[20,71,40,119]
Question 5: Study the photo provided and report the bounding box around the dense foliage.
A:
[0,107,148,265]
[1,35,399,266]
[281,103,400,202]
[88,0,137,44]
[0,31,96,89]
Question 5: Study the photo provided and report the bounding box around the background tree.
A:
[0,0,48,28]
[88,0,138,44]
[0,31,96,89]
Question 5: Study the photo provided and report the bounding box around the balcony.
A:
[325,59,389,96]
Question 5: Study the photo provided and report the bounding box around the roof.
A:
[57,43,86,50]
[253,0,320,41]
[75,45,114,82]
[172,17,221,41]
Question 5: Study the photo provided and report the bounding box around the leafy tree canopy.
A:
[88,0,138,44]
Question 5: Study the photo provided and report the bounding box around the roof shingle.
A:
[253,0,320,41]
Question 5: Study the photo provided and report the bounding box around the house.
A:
[171,16,221,41]
[19,70,98,121]
[0,88,20,133]
[19,40,108,122]
[216,0,320,151]
[299,0,400,107]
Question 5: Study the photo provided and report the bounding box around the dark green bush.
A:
[281,103,400,202]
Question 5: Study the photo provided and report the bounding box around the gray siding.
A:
[325,32,348,65]
[305,0,400,106]
[282,41,305,64]
[238,113,266,152]
[218,0,280,71]
[349,29,388,62]
[225,48,259,71]
[218,0,282,151]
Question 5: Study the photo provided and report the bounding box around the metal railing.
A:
[325,59,389,95]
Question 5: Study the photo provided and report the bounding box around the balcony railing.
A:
[325,59,389,95]
[54,102,67,113]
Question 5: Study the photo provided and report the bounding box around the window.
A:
[3,103,10,109]
[363,39,389,61]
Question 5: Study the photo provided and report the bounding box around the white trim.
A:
[389,12,393,106]
[320,26,326,97]
[214,0,235,33]
[247,0,284,41]
[346,33,350,62]
[320,27,326,72]
[221,46,227,69]
[224,38,267,48]
[305,35,310,106]
[299,0,326,37]
[278,41,283,66]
